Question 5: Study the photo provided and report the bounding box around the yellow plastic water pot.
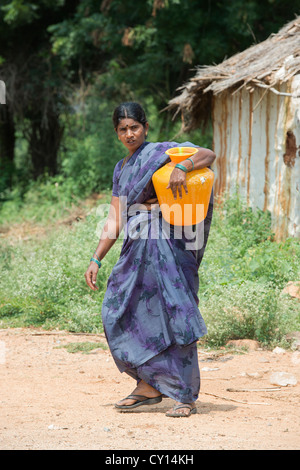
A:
[152,147,214,226]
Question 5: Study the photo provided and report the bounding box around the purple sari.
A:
[101,141,213,403]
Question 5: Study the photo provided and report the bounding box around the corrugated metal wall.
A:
[212,75,300,240]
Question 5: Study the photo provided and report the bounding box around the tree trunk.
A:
[29,110,64,179]
[0,105,15,191]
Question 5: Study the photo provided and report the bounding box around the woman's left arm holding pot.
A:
[166,147,216,200]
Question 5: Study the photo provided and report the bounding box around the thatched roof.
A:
[168,17,300,131]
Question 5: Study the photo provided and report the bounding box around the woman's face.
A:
[116,118,149,155]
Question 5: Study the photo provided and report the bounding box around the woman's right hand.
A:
[84,262,99,291]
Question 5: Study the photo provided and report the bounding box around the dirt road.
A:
[0,328,299,450]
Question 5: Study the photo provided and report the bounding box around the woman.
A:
[85,102,215,417]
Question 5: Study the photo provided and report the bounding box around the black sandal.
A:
[115,394,162,410]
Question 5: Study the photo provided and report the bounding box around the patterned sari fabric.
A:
[102,141,213,403]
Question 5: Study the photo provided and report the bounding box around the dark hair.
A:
[112,102,147,129]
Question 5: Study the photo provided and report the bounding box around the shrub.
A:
[0,190,299,347]
[200,281,299,348]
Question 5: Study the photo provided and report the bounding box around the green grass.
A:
[197,193,300,347]
[56,341,108,354]
[0,189,299,348]
[0,189,119,333]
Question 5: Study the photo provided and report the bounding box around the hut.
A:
[168,17,300,240]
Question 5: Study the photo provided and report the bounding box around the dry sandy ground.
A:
[0,327,299,451]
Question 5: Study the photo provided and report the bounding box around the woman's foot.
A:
[166,402,197,417]
[115,380,162,407]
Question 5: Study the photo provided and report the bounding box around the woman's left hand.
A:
[166,168,188,200]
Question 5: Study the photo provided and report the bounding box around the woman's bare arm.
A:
[84,196,122,290]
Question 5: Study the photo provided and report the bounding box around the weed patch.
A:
[0,191,299,347]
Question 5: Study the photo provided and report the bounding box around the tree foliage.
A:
[0,0,299,193]
[0,0,78,187]
[46,0,300,105]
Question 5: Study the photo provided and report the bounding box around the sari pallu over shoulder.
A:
[101,141,211,371]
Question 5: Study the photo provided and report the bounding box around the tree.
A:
[0,0,78,184]
[48,0,300,137]
[0,0,299,191]
[0,105,15,191]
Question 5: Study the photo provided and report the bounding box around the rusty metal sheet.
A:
[212,75,300,239]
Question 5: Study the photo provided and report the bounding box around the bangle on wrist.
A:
[186,157,194,170]
[93,252,101,261]
[175,163,188,173]
[90,257,101,268]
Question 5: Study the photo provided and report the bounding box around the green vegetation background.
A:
[0,1,299,348]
